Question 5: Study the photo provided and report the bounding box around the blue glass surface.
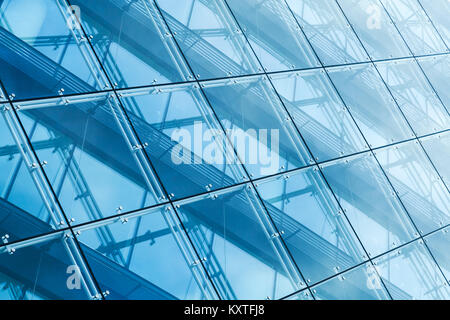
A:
[156,0,261,80]
[69,0,193,88]
[176,184,303,299]
[0,0,108,100]
[376,140,450,234]
[321,152,417,257]
[311,263,390,300]
[327,64,415,148]
[374,240,450,299]
[0,233,92,300]
[17,95,159,226]
[0,0,449,301]
[287,0,369,65]
[202,75,310,178]
[227,0,320,72]
[271,70,369,161]
[336,0,411,60]
[257,167,366,284]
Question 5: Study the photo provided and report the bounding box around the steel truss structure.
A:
[0,0,449,300]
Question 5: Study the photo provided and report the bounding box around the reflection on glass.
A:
[202,76,310,178]
[77,206,212,300]
[272,70,368,161]
[419,0,450,48]
[0,234,92,300]
[227,0,319,72]
[328,64,414,148]
[374,240,450,300]
[418,55,450,113]
[156,0,261,79]
[337,0,410,60]
[176,184,303,299]
[420,132,450,188]
[425,228,450,280]
[119,84,246,200]
[321,152,417,257]
[376,59,450,136]
[70,0,192,88]
[381,0,447,55]
[18,95,159,225]
[376,141,450,234]
[0,110,57,242]
[287,0,369,65]
[312,263,390,300]
[0,0,108,100]
[257,167,365,284]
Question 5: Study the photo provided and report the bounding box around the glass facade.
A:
[0,0,448,300]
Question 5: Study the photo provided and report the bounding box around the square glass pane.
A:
[257,167,366,284]
[337,0,410,60]
[376,140,450,234]
[70,0,192,88]
[271,70,368,162]
[374,240,450,299]
[321,152,417,257]
[420,132,450,188]
[76,206,213,300]
[227,0,320,73]
[156,0,261,80]
[287,0,369,65]
[175,184,304,299]
[381,0,447,55]
[425,228,450,280]
[0,107,62,243]
[202,75,310,179]
[119,84,247,200]
[17,94,160,226]
[376,59,450,136]
[328,64,414,148]
[419,0,450,48]
[0,233,93,300]
[418,55,450,113]
[0,0,108,100]
[311,263,390,300]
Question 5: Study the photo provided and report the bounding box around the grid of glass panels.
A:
[0,0,448,300]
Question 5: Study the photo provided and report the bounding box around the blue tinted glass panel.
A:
[321,152,417,257]
[337,0,410,60]
[227,0,320,72]
[376,59,450,136]
[76,206,213,300]
[156,0,261,80]
[271,70,368,161]
[287,0,369,65]
[17,95,159,226]
[418,55,450,113]
[374,240,450,299]
[119,84,247,200]
[202,76,310,178]
[0,0,108,100]
[420,132,450,188]
[327,64,414,148]
[0,108,61,242]
[311,263,390,300]
[176,184,304,299]
[70,0,192,88]
[376,140,450,234]
[381,0,447,55]
[425,228,450,280]
[0,233,92,300]
[419,0,450,48]
[257,167,365,284]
